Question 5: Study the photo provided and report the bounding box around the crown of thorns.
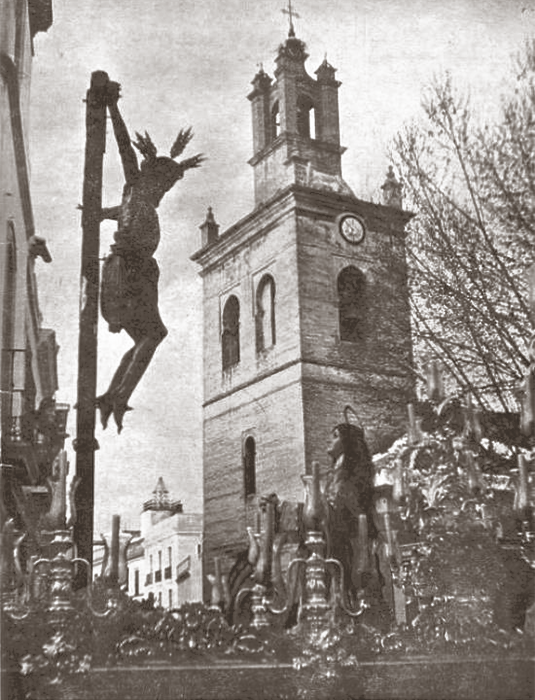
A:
[343,404,362,427]
[132,127,194,161]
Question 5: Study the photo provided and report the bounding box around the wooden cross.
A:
[282,0,300,37]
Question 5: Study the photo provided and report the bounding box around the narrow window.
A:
[164,547,172,579]
[271,101,281,140]
[297,95,316,139]
[168,589,173,608]
[134,569,140,596]
[255,275,276,352]
[338,266,367,342]
[222,295,240,369]
[243,436,256,497]
[147,555,154,586]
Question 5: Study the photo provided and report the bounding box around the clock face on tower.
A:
[337,213,366,245]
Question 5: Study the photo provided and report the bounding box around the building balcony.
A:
[155,570,162,583]
[145,573,153,586]
[164,566,172,580]
[2,350,69,485]
[2,414,68,486]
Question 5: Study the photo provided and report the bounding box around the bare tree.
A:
[391,41,535,411]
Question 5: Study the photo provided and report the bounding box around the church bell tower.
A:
[248,28,345,204]
[192,25,414,589]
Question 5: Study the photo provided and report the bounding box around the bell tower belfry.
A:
[192,26,415,591]
[248,30,345,204]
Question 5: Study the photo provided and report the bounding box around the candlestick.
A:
[383,512,393,558]
[393,459,405,501]
[210,557,222,607]
[517,454,530,511]
[407,403,415,438]
[312,460,320,487]
[529,262,535,323]
[0,520,15,592]
[263,500,274,583]
[110,514,120,584]
[302,461,322,532]
[407,404,421,444]
[466,452,480,494]
[426,360,443,403]
[117,532,133,587]
[479,503,490,530]
[359,513,368,545]
[521,370,535,437]
[214,556,221,581]
[357,513,369,573]
[464,393,483,442]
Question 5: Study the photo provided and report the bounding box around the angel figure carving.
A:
[97,82,203,432]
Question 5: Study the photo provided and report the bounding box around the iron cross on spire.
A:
[282,0,300,37]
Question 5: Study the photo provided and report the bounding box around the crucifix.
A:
[282,0,300,37]
[96,82,203,434]
[74,72,203,586]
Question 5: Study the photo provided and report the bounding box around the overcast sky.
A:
[29,0,535,534]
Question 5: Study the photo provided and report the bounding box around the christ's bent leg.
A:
[111,322,168,431]
[101,257,167,432]
[96,346,136,429]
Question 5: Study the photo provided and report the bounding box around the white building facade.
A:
[95,478,203,609]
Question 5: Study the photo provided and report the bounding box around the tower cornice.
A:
[247,131,346,167]
[191,184,414,272]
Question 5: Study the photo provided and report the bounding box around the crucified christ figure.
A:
[96,82,203,432]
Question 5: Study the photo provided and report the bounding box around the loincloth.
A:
[101,250,161,332]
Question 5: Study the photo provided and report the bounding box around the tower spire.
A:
[282,0,300,37]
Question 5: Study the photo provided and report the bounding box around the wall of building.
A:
[295,197,414,454]
[1,0,33,440]
[125,542,144,600]
[201,200,302,403]
[93,511,203,609]
[203,369,306,569]
[143,512,203,608]
[198,185,414,594]
[1,1,63,537]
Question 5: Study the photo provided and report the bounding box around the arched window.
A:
[255,275,276,352]
[297,95,316,139]
[271,101,281,140]
[243,436,256,497]
[222,295,240,369]
[337,266,367,342]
